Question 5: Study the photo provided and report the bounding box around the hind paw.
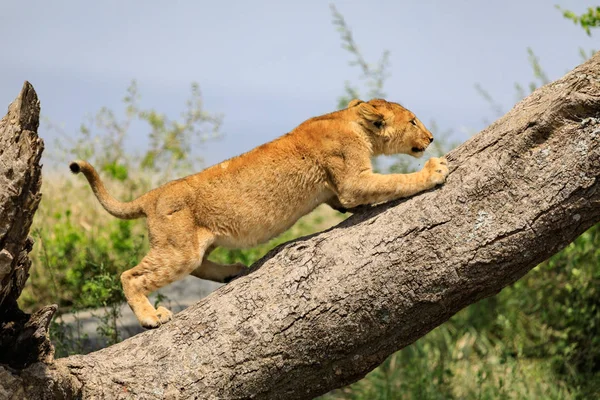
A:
[156,306,173,324]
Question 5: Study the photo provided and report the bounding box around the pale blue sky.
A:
[1,1,597,167]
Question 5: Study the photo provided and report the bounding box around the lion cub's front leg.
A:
[335,157,449,208]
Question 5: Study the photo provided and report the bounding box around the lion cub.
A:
[70,98,449,329]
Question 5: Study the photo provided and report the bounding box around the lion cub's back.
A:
[185,134,333,247]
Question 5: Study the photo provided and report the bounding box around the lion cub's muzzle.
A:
[411,136,434,153]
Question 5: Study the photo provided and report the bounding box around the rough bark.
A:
[0,82,54,370]
[2,53,600,399]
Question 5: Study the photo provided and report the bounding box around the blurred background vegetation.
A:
[16,3,599,399]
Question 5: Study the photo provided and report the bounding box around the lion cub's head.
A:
[349,98,434,158]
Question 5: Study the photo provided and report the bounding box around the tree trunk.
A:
[0,82,55,371]
[2,53,600,399]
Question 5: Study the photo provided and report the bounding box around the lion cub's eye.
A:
[373,120,384,129]
[410,119,417,126]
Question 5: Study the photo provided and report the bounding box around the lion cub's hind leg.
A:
[121,228,215,329]
[190,254,246,283]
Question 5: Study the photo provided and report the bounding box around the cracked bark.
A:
[1,53,600,399]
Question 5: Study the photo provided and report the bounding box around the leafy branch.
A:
[330,4,390,109]
[557,6,600,36]
[50,80,222,184]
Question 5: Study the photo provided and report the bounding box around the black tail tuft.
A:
[69,162,81,174]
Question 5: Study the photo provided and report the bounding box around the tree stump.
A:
[0,81,54,369]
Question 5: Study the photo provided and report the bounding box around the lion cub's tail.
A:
[69,160,146,220]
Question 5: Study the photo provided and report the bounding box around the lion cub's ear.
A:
[347,99,364,108]
[357,102,383,123]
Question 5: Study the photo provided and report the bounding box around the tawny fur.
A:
[70,98,449,329]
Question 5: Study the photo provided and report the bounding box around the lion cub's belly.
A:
[214,190,332,249]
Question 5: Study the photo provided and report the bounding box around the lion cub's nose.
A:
[429,137,434,143]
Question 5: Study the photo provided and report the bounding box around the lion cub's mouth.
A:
[411,146,425,153]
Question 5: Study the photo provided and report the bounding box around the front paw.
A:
[424,157,449,186]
